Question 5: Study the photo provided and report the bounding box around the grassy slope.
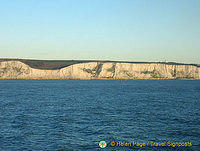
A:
[0,58,199,70]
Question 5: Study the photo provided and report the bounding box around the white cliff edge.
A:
[0,61,199,79]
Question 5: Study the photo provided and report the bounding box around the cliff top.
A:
[0,58,199,70]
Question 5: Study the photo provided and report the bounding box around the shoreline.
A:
[0,78,199,80]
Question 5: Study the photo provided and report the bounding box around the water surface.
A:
[0,80,199,150]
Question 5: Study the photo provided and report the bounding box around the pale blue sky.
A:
[0,0,200,63]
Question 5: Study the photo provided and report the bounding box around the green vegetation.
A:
[0,58,199,70]
[0,58,93,70]
[106,64,116,73]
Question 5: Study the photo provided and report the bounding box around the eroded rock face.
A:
[0,61,199,79]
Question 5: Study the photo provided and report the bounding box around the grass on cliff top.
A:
[0,58,199,70]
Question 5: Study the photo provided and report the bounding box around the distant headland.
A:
[0,58,199,79]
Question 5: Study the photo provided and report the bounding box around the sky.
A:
[0,0,200,63]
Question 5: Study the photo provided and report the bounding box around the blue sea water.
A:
[0,80,199,151]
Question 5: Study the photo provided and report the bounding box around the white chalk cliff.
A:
[0,61,200,79]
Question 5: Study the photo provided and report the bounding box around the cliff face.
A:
[0,61,199,79]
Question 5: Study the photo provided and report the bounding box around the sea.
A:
[0,79,199,151]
